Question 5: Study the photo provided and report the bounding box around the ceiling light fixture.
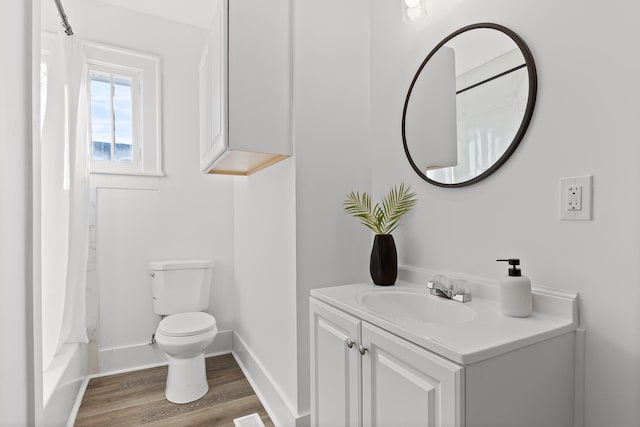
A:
[402,0,427,23]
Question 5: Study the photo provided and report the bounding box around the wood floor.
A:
[74,353,274,427]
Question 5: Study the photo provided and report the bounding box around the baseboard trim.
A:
[232,332,309,427]
[573,328,586,427]
[97,329,233,375]
[66,376,90,427]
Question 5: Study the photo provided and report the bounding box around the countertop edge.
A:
[310,283,578,366]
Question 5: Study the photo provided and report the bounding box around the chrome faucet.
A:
[427,275,471,303]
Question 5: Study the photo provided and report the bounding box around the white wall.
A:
[293,0,372,417]
[43,0,236,369]
[371,1,640,426]
[230,0,299,422]
[233,159,298,420]
[233,0,372,424]
[0,0,34,425]
[225,0,298,424]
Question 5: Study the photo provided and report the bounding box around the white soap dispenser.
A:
[496,258,532,317]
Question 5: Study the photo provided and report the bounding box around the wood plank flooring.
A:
[74,353,274,427]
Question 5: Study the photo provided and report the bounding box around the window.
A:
[84,41,162,177]
[89,68,138,167]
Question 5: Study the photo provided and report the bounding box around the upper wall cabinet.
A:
[200,0,291,176]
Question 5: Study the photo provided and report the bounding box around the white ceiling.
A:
[96,0,216,29]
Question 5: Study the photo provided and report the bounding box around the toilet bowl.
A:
[155,311,218,404]
[149,259,217,404]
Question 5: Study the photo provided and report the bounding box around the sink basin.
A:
[358,290,475,326]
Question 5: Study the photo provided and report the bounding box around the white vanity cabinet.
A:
[310,298,463,427]
[361,322,463,427]
[310,299,361,427]
[310,286,577,427]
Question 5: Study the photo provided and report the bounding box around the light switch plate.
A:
[560,176,592,220]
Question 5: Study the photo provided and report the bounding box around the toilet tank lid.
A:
[148,259,214,271]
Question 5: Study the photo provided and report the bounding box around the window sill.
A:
[89,171,163,190]
[90,170,165,177]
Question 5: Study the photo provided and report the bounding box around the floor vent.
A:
[233,413,266,427]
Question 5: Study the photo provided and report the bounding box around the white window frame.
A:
[83,40,163,177]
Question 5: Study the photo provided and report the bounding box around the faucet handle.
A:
[451,279,471,302]
[452,278,467,295]
[432,274,450,288]
[451,292,472,302]
[427,277,472,302]
[426,279,446,291]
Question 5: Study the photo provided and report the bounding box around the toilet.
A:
[149,259,218,404]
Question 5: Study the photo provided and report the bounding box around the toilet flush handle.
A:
[150,272,155,277]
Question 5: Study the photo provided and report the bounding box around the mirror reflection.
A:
[402,24,537,187]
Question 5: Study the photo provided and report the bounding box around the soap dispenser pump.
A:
[496,258,532,317]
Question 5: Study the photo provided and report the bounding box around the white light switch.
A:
[560,176,592,220]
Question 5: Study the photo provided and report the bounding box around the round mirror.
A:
[402,23,537,187]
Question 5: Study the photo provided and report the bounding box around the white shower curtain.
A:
[41,32,90,371]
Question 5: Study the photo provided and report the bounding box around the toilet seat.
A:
[158,312,216,337]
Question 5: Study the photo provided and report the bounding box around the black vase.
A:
[370,234,397,286]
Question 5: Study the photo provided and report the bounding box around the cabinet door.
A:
[199,0,228,172]
[362,323,464,427]
[310,298,361,427]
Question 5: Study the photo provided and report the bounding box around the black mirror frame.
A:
[401,23,538,188]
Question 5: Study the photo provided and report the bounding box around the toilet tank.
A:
[149,259,214,315]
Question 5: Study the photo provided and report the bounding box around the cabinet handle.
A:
[359,345,368,355]
[346,338,355,349]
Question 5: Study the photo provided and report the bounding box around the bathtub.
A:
[43,343,88,427]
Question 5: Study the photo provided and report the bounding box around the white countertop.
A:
[310,281,578,365]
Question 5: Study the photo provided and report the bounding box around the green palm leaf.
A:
[343,183,417,235]
[381,182,417,234]
[343,191,380,233]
